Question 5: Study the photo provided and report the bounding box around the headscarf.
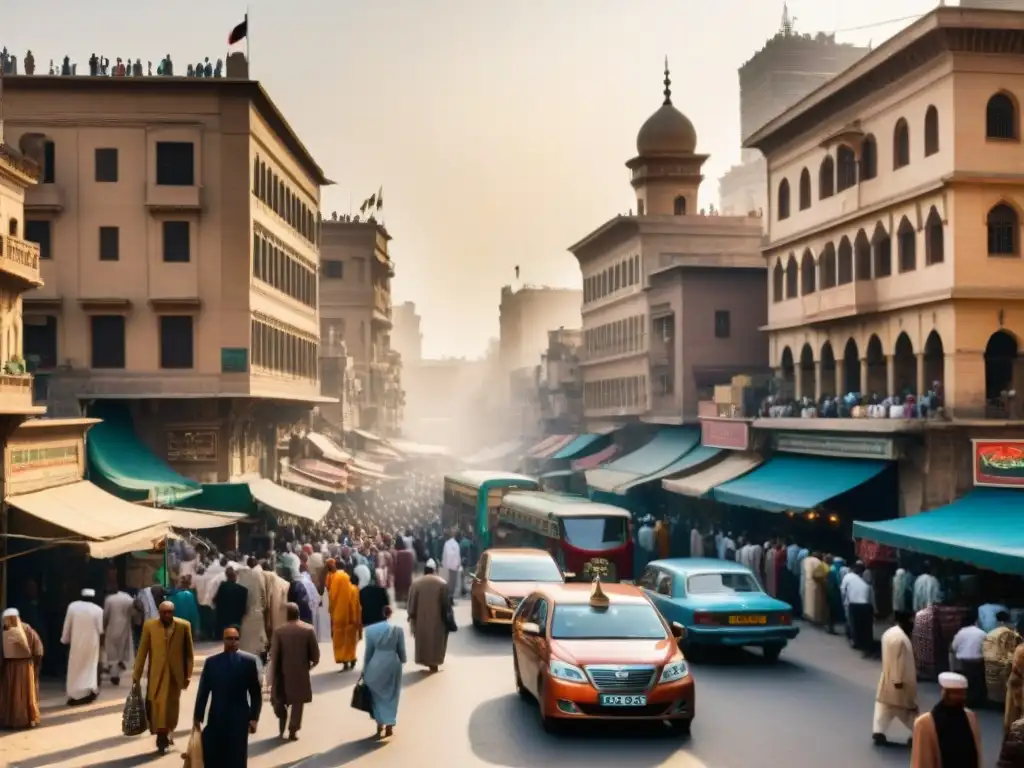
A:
[2,610,31,659]
[354,564,372,590]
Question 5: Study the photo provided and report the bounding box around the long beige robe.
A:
[910,710,982,768]
[875,625,917,735]
[407,574,450,667]
[801,556,825,623]
[263,571,289,636]
[236,567,268,655]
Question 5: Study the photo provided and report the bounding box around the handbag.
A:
[444,601,458,634]
[182,724,204,768]
[121,681,149,736]
[350,677,373,716]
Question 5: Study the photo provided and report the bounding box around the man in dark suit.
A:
[194,625,262,768]
[269,602,320,740]
[213,567,248,638]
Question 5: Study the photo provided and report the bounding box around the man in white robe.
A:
[236,560,268,658]
[102,584,136,686]
[61,588,104,705]
[874,618,918,746]
[689,525,703,558]
[913,566,943,614]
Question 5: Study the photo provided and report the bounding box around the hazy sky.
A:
[7,0,945,357]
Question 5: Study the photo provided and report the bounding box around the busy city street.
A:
[0,600,1007,768]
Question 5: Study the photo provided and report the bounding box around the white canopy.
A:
[305,431,352,464]
[247,477,331,523]
[662,452,763,498]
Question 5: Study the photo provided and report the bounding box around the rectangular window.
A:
[159,315,194,369]
[24,315,58,369]
[155,141,195,186]
[25,220,52,260]
[714,310,731,339]
[323,260,344,279]
[95,148,118,182]
[162,221,190,263]
[90,315,126,369]
[42,141,55,184]
[99,226,120,261]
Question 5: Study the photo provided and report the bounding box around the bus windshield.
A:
[561,516,628,552]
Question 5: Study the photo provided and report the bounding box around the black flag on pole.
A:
[228,15,248,45]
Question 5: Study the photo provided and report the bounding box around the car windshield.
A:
[561,516,628,552]
[488,557,563,583]
[550,604,668,640]
[687,572,762,594]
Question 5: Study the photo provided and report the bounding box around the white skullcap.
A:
[81,588,96,597]
[426,558,436,569]
[2,607,19,618]
[938,672,968,690]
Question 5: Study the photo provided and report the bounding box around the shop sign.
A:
[701,420,749,451]
[973,439,1024,487]
[221,347,248,373]
[8,443,80,487]
[775,433,896,460]
[166,430,218,463]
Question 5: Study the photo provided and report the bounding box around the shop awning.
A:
[292,458,348,488]
[351,427,383,443]
[712,455,889,513]
[460,439,523,468]
[535,435,577,459]
[247,478,331,523]
[306,432,352,464]
[573,444,619,470]
[185,482,257,515]
[348,463,395,482]
[386,439,450,457]
[527,434,568,458]
[853,489,1024,575]
[663,452,763,498]
[586,428,700,492]
[280,466,342,495]
[613,445,722,495]
[552,434,601,460]
[7,480,241,557]
[86,403,202,504]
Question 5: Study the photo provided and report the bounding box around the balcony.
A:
[0,234,42,287]
[649,339,673,367]
[372,286,392,325]
[770,281,879,328]
[0,372,42,414]
[145,182,203,212]
[581,333,648,364]
[24,184,64,214]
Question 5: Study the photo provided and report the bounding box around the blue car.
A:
[638,558,799,662]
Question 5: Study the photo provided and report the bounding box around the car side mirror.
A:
[520,622,541,636]
[671,622,687,640]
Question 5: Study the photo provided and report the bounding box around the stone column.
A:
[813,361,822,401]
[916,352,926,396]
[860,358,868,394]
[834,359,845,397]
[794,366,803,400]
[886,354,895,396]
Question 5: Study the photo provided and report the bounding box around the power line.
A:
[834,12,925,34]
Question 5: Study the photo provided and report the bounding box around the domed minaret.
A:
[626,59,709,217]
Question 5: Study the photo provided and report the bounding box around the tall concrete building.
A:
[498,285,581,376]
[391,300,422,364]
[5,72,332,485]
[718,8,867,219]
[319,215,403,436]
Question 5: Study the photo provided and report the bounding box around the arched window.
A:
[893,119,910,169]
[897,216,916,272]
[873,223,892,278]
[785,254,798,299]
[799,168,811,210]
[820,243,837,289]
[854,230,872,281]
[673,196,686,215]
[7,219,17,237]
[836,145,857,191]
[925,207,944,265]
[252,156,259,195]
[819,156,835,200]
[986,92,1018,140]
[924,106,939,156]
[772,261,784,303]
[837,236,853,285]
[801,250,816,295]
[860,135,877,181]
[777,179,790,221]
[988,203,1019,256]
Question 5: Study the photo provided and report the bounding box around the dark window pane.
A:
[159,315,194,369]
[42,141,55,184]
[162,221,190,263]
[91,315,125,369]
[24,219,52,260]
[714,310,731,339]
[95,148,118,182]
[99,226,119,261]
[155,141,195,186]
[24,315,58,369]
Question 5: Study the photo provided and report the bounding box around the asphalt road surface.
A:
[1,601,1008,767]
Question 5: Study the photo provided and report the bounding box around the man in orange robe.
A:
[328,570,361,670]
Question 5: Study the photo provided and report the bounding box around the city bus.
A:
[442,470,540,547]
[492,491,633,583]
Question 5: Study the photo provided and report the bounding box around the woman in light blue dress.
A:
[361,605,407,739]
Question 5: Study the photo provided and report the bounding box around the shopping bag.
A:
[350,677,373,716]
[121,681,149,736]
[182,724,204,768]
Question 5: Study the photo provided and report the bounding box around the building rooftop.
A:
[2,74,331,186]
[0,142,40,181]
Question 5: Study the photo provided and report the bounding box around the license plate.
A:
[599,694,647,706]
[728,615,767,625]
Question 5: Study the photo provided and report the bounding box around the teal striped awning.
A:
[552,434,601,460]
[586,428,700,493]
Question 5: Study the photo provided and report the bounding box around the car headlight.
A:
[549,659,587,683]
[659,659,689,683]
[485,593,508,608]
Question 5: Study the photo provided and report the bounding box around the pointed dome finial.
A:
[663,56,672,106]
[590,576,610,609]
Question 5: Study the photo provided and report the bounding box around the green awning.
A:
[186,483,257,515]
[87,403,202,505]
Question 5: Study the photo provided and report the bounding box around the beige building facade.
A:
[4,74,331,481]
[319,216,402,436]
[571,66,766,429]
[538,328,584,432]
[744,5,1024,512]
[391,300,422,364]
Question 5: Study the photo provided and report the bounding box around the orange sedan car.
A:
[512,579,693,734]
[470,548,566,628]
